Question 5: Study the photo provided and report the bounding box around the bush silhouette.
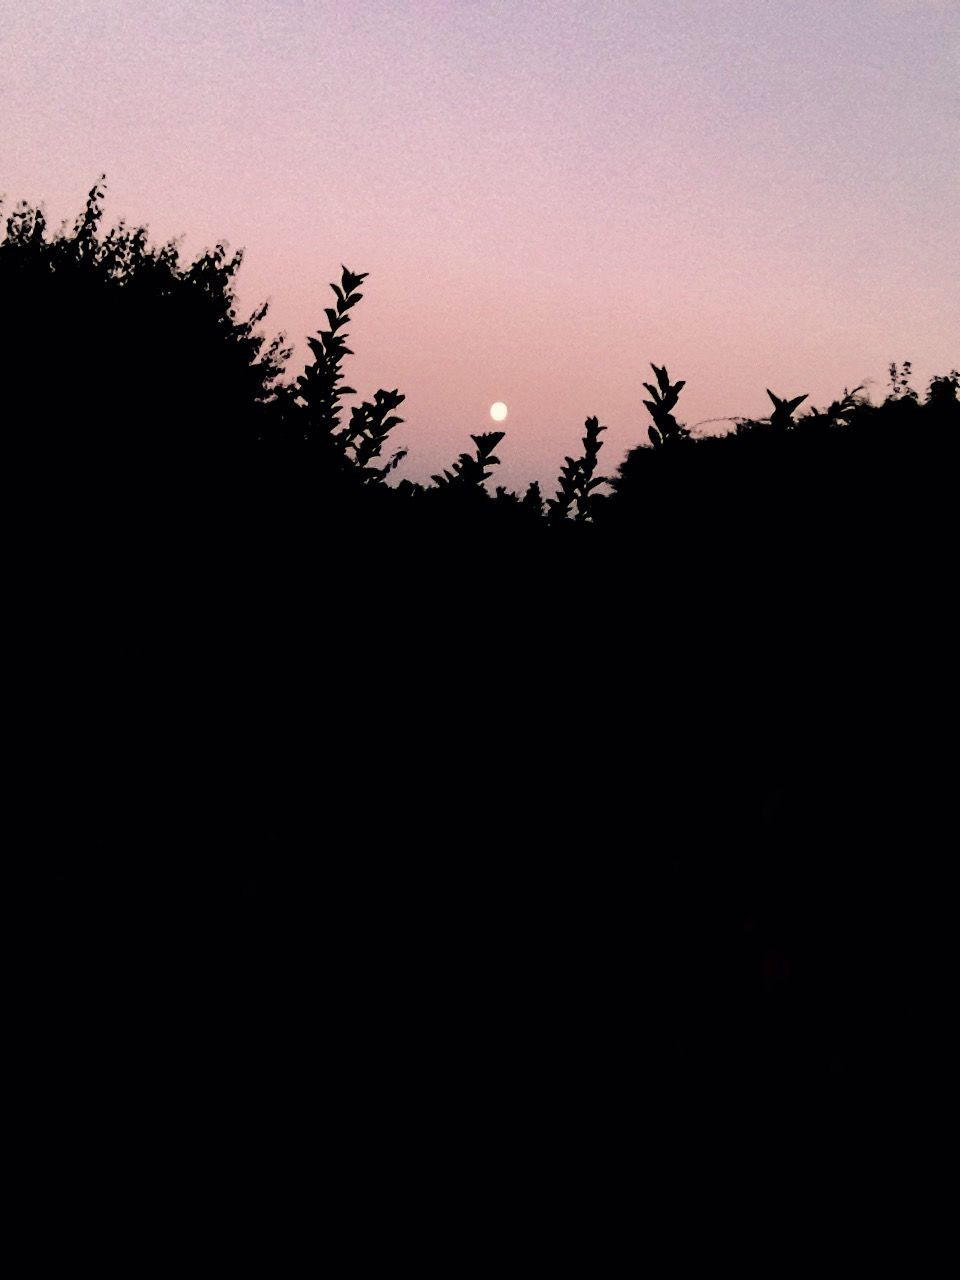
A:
[1,179,288,463]
[643,363,690,448]
[765,389,809,431]
[21,179,958,1112]
[431,430,505,490]
[288,265,407,481]
[547,416,608,524]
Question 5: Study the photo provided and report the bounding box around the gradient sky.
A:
[3,0,958,489]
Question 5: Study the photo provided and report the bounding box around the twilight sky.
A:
[3,0,958,489]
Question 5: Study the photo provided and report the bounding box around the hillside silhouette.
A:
[17,184,954,1133]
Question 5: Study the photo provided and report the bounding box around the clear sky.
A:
[3,0,957,489]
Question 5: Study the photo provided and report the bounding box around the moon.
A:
[490,402,508,422]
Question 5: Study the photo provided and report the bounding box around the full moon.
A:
[490,402,508,422]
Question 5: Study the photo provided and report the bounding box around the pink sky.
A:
[3,0,957,489]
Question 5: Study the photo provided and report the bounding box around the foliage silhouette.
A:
[521,480,545,517]
[294,264,366,440]
[643,363,690,448]
[926,370,959,407]
[888,359,918,402]
[431,430,505,489]
[1,178,289,464]
[765,389,809,430]
[20,179,957,1115]
[803,385,864,430]
[547,416,608,524]
[292,265,406,481]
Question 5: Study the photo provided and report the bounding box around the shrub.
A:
[547,416,608,523]
[0,177,289,455]
[292,264,408,484]
[432,431,505,490]
[643,364,689,448]
[766,389,809,430]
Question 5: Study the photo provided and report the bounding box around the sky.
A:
[2,0,958,490]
